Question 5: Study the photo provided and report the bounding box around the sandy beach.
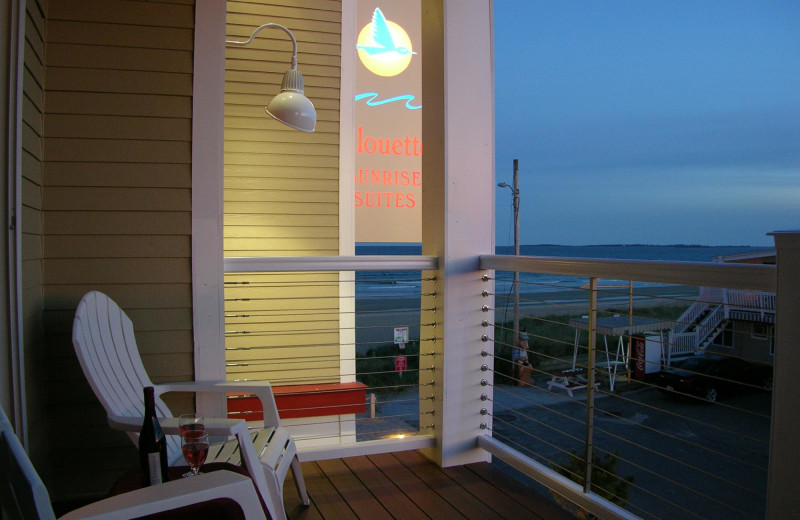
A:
[355,284,698,353]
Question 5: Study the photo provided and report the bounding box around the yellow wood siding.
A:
[22,0,345,499]
[39,0,195,500]
[224,1,342,385]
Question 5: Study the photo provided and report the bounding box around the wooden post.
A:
[420,0,495,467]
[584,278,598,493]
[192,0,227,418]
[766,231,800,519]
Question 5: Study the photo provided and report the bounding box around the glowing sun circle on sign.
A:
[357,19,414,77]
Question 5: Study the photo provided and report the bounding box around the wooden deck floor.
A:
[283,451,576,520]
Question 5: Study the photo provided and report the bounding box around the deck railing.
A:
[218,244,798,519]
[479,254,777,520]
[222,256,438,459]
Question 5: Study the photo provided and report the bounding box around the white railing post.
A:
[767,231,800,519]
[419,0,494,467]
[584,278,598,493]
[666,331,673,365]
[723,289,730,319]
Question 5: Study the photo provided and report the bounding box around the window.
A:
[713,323,734,349]
[751,323,769,340]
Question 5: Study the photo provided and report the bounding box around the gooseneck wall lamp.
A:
[226,23,316,132]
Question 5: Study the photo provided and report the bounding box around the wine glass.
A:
[181,430,209,477]
[178,414,204,435]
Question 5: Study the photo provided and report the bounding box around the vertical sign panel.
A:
[355,1,422,242]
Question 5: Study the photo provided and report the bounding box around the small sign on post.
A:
[394,326,409,350]
[395,355,407,376]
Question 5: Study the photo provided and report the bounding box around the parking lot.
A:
[492,379,771,520]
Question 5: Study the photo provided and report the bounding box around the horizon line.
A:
[358,242,774,249]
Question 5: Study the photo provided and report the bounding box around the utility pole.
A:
[498,160,521,348]
[512,159,520,348]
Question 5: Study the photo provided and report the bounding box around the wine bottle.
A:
[139,386,169,486]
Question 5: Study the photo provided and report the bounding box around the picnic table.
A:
[546,367,599,398]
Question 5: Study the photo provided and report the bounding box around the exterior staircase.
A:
[665,287,776,365]
[666,298,727,363]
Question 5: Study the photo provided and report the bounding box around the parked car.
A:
[655,355,773,403]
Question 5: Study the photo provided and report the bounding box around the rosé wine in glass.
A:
[180,430,209,477]
[178,414,204,436]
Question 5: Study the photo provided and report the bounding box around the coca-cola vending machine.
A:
[631,335,647,380]
[630,334,662,379]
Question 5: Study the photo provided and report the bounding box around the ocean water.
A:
[356,243,771,261]
[354,244,773,297]
[496,244,772,263]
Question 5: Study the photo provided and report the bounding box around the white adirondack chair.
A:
[71,291,309,520]
[1,405,267,520]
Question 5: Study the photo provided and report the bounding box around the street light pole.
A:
[498,159,521,348]
[512,159,520,348]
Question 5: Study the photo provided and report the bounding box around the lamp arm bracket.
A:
[225,23,298,69]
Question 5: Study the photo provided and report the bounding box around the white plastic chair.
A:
[1,405,267,520]
[71,291,309,520]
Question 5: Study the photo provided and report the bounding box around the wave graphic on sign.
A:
[355,92,422,110]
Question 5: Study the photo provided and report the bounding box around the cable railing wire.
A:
[489,268,773,520]
[225,291,436,303]
[225,305,437,320]
[225,322,437,339]
[589,416,767,497]
[223,268,438,451]
[224,334,438,351]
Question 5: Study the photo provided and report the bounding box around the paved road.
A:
[491,380,771,520]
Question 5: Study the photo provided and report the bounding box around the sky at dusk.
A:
[493,1,799,246]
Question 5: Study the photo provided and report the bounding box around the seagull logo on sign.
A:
[357,7,416,77]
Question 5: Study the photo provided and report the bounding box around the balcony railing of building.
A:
[725,290,776,323]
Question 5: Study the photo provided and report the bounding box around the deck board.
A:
[342,456,430,520]
[296,460,357,519]
[316,459,393,520]
[285,451,576,520]
[392,450,505,520]
[441,463,532,519]
[465,461,574,520]
[367,452,467,519]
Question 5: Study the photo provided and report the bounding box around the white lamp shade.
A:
[226,25,316,132]
[265,92,316,132]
